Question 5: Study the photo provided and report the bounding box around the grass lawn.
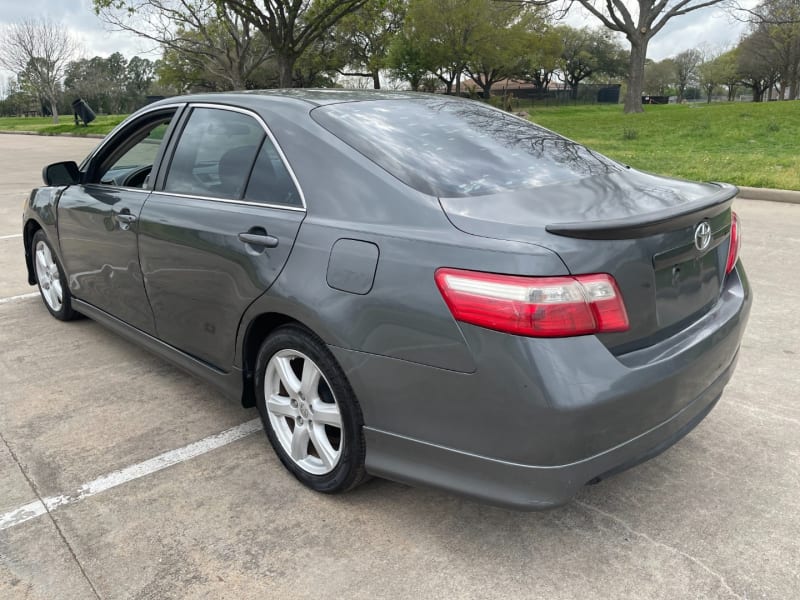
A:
[526,101,800,191]
[0,114,126,136]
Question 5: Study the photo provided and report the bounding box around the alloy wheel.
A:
[34,240,63,312]
[264,349,343,475]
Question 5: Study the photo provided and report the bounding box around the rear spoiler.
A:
[545,183,738,240]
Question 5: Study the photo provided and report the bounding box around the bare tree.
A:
[0,19,79,123]
[516,0,730,113]
[94,0,270,90]
[673,48,703,100]
[223,0,370,87]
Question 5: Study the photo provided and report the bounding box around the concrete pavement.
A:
[0,133,798,599]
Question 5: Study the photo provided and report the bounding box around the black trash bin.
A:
[71,98,96,126]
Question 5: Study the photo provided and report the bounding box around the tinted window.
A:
[244,139,302,207]
[165,107,264,199]
[312,98,621,198]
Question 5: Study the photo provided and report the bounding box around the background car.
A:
[23,90,751,509]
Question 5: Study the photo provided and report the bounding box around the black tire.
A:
[254,324,367,493]
[30,229,78,321]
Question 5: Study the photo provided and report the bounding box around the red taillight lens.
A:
[434,268,629,337]
[725,211,741,275]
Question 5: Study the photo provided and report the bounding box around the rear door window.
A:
[311,98,621,198]
[165,107,264,199]
[244,139,303,208]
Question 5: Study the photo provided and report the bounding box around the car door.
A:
[57,106,182,335]
[137,104,305,369]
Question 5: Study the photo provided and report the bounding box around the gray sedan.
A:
[22,90,751,509]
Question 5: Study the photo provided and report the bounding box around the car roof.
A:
[150,88,434,109]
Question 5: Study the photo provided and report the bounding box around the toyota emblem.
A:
[694,221,712,251]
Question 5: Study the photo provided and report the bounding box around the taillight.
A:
[725,211,741,275]
[434,268,629,338]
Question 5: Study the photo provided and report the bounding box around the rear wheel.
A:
[254,324,367,493]
[31,230,77,321]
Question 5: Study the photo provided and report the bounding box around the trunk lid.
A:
[439,170,737,352]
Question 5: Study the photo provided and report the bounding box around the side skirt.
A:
[72,299,244,403]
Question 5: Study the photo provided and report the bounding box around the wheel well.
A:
[241,312,298,407]
[23,220,42,285]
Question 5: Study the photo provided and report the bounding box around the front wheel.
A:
[254,324,367,494]
[31,230,77,321]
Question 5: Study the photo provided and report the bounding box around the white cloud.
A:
[0,0,155,81]
[560,0,759,60]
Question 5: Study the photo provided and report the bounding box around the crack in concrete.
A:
[576,500,746,600]
[0,430,103,600]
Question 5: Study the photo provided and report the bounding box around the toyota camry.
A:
[22,90,751,509]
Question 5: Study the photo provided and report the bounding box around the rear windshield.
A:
[312,98,621,198]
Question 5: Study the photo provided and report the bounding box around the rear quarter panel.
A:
[234,103,568,372]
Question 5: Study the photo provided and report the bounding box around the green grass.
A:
[0,114,126,136]
[526,101,800,191]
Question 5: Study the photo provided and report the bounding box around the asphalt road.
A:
[0,133,798,600]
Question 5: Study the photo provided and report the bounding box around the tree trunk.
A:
[437,74,453,95]
[624,39,649,114]
[482,81,492,99]
[455,71,462,96]
[277,53,295,88]
[48,90,59,124]
[372,72,381,90]
[230,73,245,91]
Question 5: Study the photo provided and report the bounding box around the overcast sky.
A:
[0,0,759,85]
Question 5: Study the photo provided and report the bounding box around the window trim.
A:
[156,102,307,212]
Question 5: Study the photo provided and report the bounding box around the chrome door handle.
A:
[116,213,137,223]
[238,232,279,248]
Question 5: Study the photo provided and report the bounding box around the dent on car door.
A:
[57,108,180,334]
[138,105,305,370]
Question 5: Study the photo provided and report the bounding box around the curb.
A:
[0,130,106,139]
[737,186,800,205]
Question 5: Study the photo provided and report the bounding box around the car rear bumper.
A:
[362,352,732,509]
[331,265,751,509]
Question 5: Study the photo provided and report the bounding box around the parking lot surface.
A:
[0,133,798,599]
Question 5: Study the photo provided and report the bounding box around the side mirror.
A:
[43,161,81,186]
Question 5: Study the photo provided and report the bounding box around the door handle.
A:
[238,232,279,248]
[116,213,137,224]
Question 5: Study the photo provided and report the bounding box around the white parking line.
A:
[0,419,262,531]
[0,234,23,240]
[0,292,40,305]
